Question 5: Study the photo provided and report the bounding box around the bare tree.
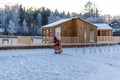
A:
[83,1,100,18]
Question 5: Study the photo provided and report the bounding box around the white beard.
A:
[56,34,61,40]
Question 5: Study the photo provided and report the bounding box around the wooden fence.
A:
[42,36,120,44]
[0,36,42,47]
[0,36,120,47]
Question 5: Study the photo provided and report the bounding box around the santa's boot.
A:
[54,50,57,54]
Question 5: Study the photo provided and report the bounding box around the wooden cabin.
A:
[93,23,112,36]
[42,18,98,44]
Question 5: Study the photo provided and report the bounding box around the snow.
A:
[42,18,72,28]
[0,28,4,33]
[0,45,120,80]
[93,23,113,30]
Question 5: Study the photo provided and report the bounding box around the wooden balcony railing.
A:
[42,36,81,44]
[97,36,120,43]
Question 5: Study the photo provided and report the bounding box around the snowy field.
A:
[0,45,120,80]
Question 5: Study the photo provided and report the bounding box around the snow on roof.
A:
[42,18,73,28]
[0,28,4,33]
[42,17,97,29]
[93,23,113,30]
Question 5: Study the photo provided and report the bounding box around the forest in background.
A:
[0,1,120,36]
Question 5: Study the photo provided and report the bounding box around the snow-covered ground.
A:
[0,45,120,80]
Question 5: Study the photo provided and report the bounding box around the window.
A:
[49,28,53,36]
[50,28,52,34]
[98,30,100,36]
[64,25,67,36]
[50,28,52,32]
[46,29,48,36]
[101,31,109,36]
[43,30,46,36]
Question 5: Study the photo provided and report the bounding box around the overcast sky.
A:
[0,0,120,15]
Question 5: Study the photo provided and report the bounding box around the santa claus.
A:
[53,32,62,54]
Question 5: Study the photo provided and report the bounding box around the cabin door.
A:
[90,30,94,42]
[55,27,61,36]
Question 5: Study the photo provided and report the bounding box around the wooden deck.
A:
[0,42,117,50]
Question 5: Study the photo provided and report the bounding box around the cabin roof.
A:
[42,18,97,28]
[42,18,73,28]
[93,23,113,30]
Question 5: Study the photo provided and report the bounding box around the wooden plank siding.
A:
[72,19,97,43]
[61,21,73,37]
[42,18,98,44]
[18,37,32,44]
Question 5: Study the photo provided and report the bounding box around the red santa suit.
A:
[53,33,61,54]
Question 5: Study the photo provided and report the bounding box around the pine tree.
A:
[11,5,19,33]
[41,7,50,26]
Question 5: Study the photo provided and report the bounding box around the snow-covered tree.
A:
[0,5,73,36]
[11,5,19,33]
[109,19,120,36]
[48,12,63,23]
[37,13,42,27]
[48,12,54,23]
[23,19,28,35]
[0,10,7,28]
[86,16,106,23]
[8,20,16,35]
[36,13,42,35]
[0,8,10,34]
[18,26,24,35]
